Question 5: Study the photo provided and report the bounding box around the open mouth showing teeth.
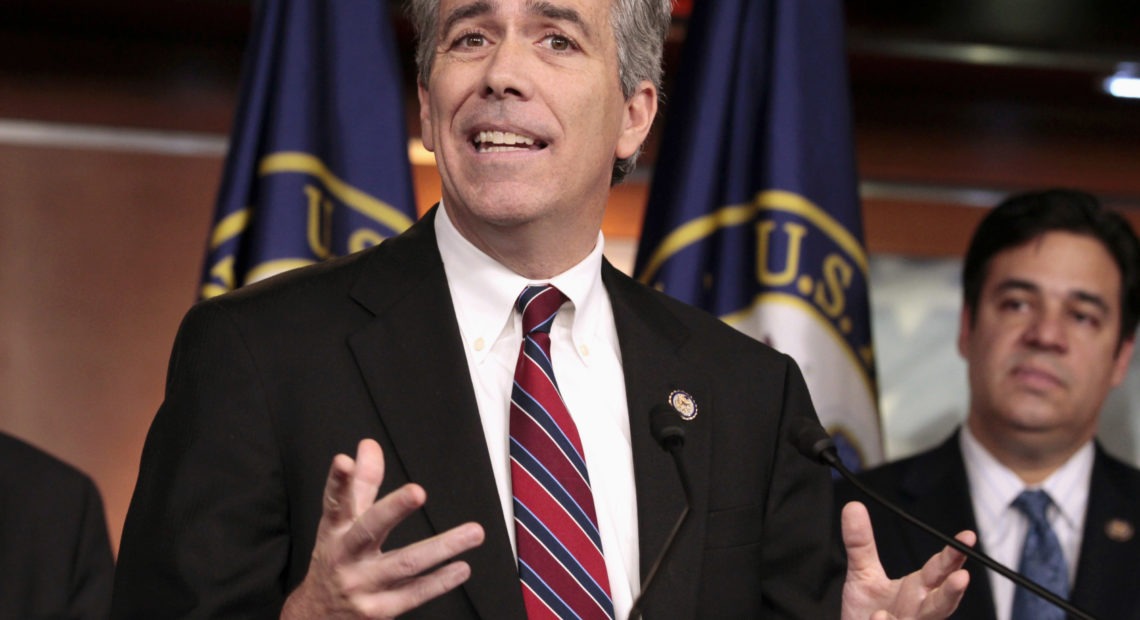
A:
[472,130,547,152]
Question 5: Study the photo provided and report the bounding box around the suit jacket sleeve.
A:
[752,357,844,617]
[112,300,292,619]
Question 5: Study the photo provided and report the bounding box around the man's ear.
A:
[1110,336,1136,387]
[418,82,435,152]
[615,80,658,160]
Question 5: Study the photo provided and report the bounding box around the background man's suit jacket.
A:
[0,432,114,619]
[834,431,1140,619]
[113,208,842,618]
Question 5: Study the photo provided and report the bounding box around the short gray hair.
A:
[405,0,674,184]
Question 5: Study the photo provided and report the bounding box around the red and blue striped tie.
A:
[510,284,614,620]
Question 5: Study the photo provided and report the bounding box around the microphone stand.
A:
[628,406,693,619]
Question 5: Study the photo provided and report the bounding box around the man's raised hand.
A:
[840,501,973,620]
[282,439,484,619]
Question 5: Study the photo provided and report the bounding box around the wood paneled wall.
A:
[0,144,221,549]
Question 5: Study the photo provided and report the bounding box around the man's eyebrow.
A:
[1070,290,1111,314]
[993,278,1040,296]
[441,0,495,37]
[528,0,592,39]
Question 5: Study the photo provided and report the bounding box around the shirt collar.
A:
[960,425,1093,530]
[1041,441,1093,531]
[434,201,609,364]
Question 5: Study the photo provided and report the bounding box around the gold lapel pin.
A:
[668,389,698,421]
[1105,518,1134,543]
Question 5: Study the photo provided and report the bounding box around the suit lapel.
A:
[906,439,1140,619]
[603,263,710,618]
[347,210,526,619]
[897,435,996,620]
[1071,446,1140,619]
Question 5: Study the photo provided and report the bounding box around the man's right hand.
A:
[281,439,485,619]
[840,501,972,620]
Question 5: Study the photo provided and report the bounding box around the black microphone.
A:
[627,404,693,620]
[789,418,1098,620]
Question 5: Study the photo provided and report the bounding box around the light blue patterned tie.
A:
[1011,490,1068,620]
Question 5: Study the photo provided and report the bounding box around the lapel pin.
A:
[668,390,698,420]
[1105,518,1134,542]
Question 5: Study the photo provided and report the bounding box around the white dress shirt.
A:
[960,426,1091,620]
[434,203,640,618]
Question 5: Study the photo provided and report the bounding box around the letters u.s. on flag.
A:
[200,0,417,300]
[635,0,883,470]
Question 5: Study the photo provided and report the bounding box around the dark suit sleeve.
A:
[757,357,844,617]
[113,301,291,619]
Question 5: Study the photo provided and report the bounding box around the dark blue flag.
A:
[635,0,882,468]
[201,0,416,299]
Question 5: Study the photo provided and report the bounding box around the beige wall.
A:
[0,143,221,550]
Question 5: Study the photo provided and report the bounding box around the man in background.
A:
[836,188,1140,619]
[0,431,114,619]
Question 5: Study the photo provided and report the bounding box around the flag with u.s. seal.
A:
[635,0,882,470]
[200,0,417,300]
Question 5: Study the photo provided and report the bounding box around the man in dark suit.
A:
[113,0,973,617]
[0,431,114,619]
[836,189,1140,620]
